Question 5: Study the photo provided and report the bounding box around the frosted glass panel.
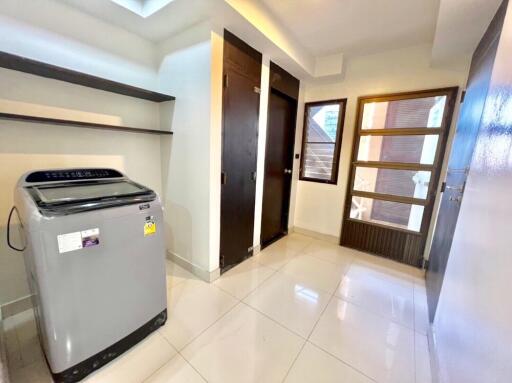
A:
[357,135,439,165]
[354,167,431,199]
[361,96,447,129]
[350,196,424,232]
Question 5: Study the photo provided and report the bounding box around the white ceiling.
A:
[260,0,439,56]
[47,0,502,72]
[59,0,214,42]
[432,0,502,65]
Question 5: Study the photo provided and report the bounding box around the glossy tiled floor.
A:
[3,233,432,383]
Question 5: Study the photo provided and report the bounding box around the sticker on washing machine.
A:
[57,228,100,253]
[144,217,156,237]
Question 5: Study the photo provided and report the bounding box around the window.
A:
[300,99,346,183]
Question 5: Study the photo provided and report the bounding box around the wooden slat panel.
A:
[341,219,424,267]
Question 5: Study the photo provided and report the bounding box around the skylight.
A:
[110,0,175,18]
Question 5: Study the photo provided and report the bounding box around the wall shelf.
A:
[0,113,173,135]
[0,51,175,102]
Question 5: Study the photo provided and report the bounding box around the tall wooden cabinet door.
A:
[220,31,261,272]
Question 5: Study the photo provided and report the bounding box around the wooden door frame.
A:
[340,87,459,266]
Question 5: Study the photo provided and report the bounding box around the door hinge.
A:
[251,171,257,182]
[422,259,429,270]
[223,74,229,88]
[253,86,261,94]
[221,172,227,185]
[220,254,225,268]
[440,181,446,193]
[460,90,466,103]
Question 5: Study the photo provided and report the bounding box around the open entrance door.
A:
[426,1,506,321]
[341,88,458,267]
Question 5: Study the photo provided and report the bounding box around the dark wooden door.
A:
[220,31,261,272]
[426,1,505,321]
[261,90,297,246]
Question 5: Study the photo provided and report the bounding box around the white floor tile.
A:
[254,243,301,270]
[336,263,415,329]
[280,255,346,294]
[275,233,314,253]
[181,303,304,383]
[302,241,356,267]
[145,354,206,383]
[84,333,176,383]
[9,360,53,383]
[284,342,373,383]
[310,297,415,383]
[159,279,238,350]
[166,260,198,288]
[354,253,424,282]
[414,283,430,335]
[415,333,432,383]
[214,258,276,299]
[244,272,331,338]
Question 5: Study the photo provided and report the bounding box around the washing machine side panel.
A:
[35,202,166,373]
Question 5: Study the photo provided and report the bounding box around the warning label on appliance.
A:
[57,228,100,254]
[144,218,156,237]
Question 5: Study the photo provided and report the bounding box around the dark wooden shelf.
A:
[0,52,175,102]
[0,113,173,135]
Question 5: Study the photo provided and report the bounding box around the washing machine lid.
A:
[26,180,156,216]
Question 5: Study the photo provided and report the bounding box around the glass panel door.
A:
[341,88,458,267]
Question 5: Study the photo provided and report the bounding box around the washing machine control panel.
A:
[25,168,123,183]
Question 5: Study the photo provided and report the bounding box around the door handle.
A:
[446,185,464,192]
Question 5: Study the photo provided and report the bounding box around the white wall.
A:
[433,2,512,381]
[0,14,163,305]
[293,44,468,249]
[157,22,217,275]
[253,55,271,247]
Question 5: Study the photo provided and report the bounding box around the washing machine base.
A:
[49,309,167,383]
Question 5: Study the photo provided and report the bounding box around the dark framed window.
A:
[300,99,347,184]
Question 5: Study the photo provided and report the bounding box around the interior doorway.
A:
[260,62,299,247]
[220,30,261,272]
[340,88,458,267]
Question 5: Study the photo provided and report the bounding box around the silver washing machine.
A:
[7,168,167,382]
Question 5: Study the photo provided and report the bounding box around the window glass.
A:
[300,100,346,183]
[350,196,424,232]
[357,135,439,164]
[353,167,431,199]
[361,96,446,130]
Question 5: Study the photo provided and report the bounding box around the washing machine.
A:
[8,168,167,382]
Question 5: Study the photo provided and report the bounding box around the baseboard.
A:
[291,226,339,244]
[0,295,33,320]
[428,324,442,383]
[166,251,220,283]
